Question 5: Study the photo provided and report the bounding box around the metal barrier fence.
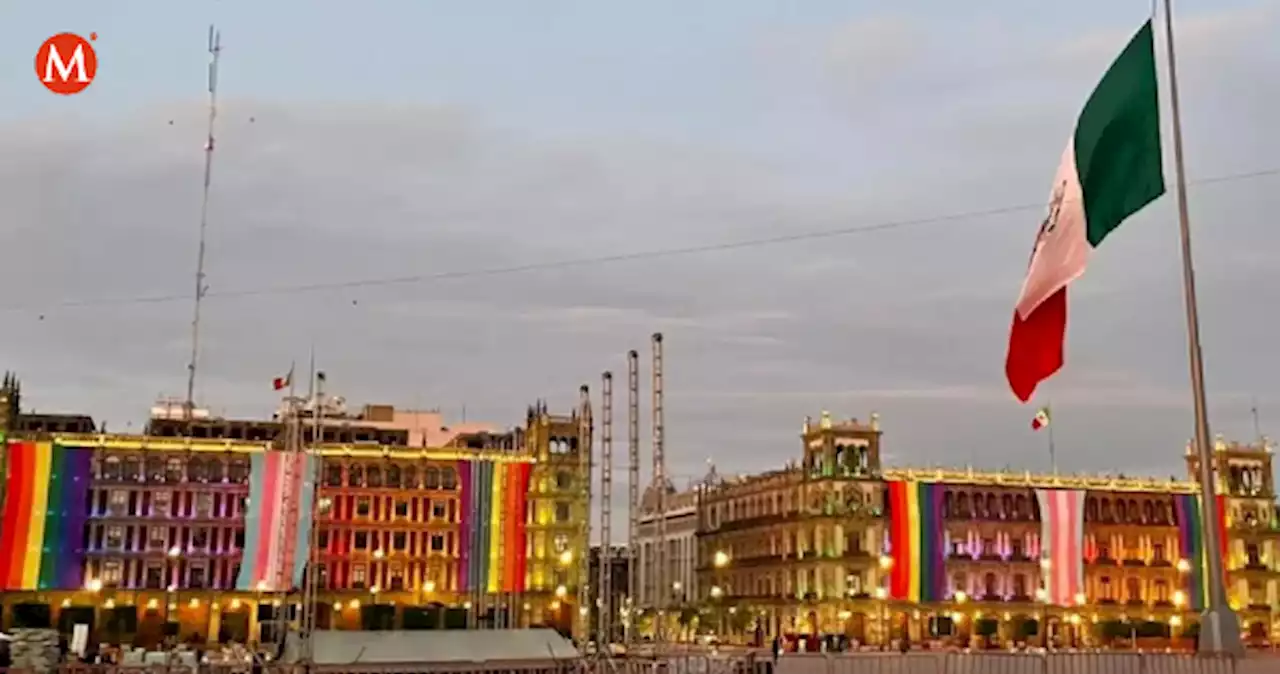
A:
[776,652,1280,674]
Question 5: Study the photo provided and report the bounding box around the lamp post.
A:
[165,545,181,645]
[954,591,967,647]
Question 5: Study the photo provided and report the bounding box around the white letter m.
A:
[44,44,88,83]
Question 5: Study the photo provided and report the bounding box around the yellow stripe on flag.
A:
[905,482,921,602]
[488,463,505,593]
[21,443,53,589]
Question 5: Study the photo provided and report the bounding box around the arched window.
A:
[1013,574,1028,598]
[386,464,401,488]
[402,465,417,488]
[1001,494,1013,520]
[1086,497,1099,522]
[984,573,998,598]
[122,456,141,481]
[425,467,441,489]
[102,455,122,480]
[986,493,999,520]
[188,457,207,482]
[1015,494,1028,520]
[366,465,383,488]
[349,464,366,487]
[943,491,954,518]
[442,467,458,490]
[956,493,971,518]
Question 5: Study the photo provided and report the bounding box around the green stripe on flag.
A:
[1075,19,1166,247]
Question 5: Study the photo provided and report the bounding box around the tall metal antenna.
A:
[626,350,640,648]
[185,25,221,423]
[598,371,614,646]
[650,332,667,645]
[576,384,594,644]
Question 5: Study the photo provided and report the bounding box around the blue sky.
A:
[1,1,1278,491]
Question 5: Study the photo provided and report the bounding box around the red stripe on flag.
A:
[1006,287,1067,402]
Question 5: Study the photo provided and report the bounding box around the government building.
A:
[0,373,593,646]
[693,412,1279,648]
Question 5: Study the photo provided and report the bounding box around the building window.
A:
[318,531,329,550]
[229,459,249,483]
[165,458,184,483]
[188,457,207,482]
[108,490,128,515]
[354,531,369,550]
[442,468,458,490]
[189,563,207,589]
[432,501,447,519]
[554,534,570,553]
[325,464,343,487]
[387,465,402,487]
[556,472,573,490]
[367,466,383,488]
[195,493,213,518]
[394,500,409,518]
[102,456,122,480]
[105,526,124,549]
[142,456,162,482]
[555,502,571,523]
[153,490,171,517]
[1013,574,1027,597]
[102,560,123,587]
[352,565,367,589]
[393,532,407,551]
[1126,577,1142,603]
[430,534,445,552]
[356,497,371,517]
[191,527,209,550]
[403,466,417,488]
[425,467,441,489]
[149,526,168,549]
[389,563,404,590]
[144,564,164,589]
[1100,576,1113,600]
[1152,543,1166,564]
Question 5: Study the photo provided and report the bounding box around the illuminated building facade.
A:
[0,375,593,645]
[696,411,1280,648]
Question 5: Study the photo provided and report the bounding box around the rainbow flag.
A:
[1035,488,1085,605]
[886,480,945,602]
[235,451,317,591]
[1174,492,1228,611]
[0,440,93,590]
[458,460,531,593]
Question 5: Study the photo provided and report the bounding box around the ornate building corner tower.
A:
[524,393,593,637]
[1187,435,1280,641]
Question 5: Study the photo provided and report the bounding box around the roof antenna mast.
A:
[185,25,222,424]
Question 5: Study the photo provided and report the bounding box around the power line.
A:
[4,165,1277,315]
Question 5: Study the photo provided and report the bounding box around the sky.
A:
[1,1,1278,516]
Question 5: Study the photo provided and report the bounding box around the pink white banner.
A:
[1035,488,1085,605]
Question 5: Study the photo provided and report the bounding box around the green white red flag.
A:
[1006,20,1167,402]
[1031,407,1051,431]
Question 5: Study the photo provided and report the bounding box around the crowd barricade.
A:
[774,650,1268,674]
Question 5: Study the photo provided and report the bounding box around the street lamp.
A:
[713,551,730,569]
[165,546,181,643]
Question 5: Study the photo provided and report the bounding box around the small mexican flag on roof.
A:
[1005,20,1166,403]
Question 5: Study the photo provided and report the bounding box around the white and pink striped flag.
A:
[1035,488,1085,605]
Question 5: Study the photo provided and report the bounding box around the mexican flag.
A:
[1031,407,1051,431]
[1005,20,1166,403]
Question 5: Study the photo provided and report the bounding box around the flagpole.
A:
[1161,0,1240,655]
[1046,403,1057,474]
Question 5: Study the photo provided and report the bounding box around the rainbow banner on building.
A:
[236,451,317,591]
[457,459,530,593]
[1174,492,1228,611]
[1035,488,1085,605]
[886,480,945,602]
[0,440,93,590]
